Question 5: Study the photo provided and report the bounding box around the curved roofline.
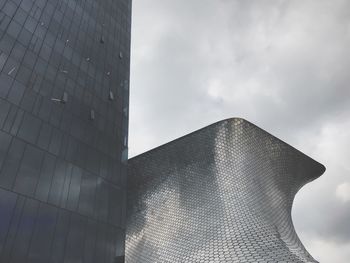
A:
[128,117,326,175]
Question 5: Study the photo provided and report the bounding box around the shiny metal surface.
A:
[126,118,325,262]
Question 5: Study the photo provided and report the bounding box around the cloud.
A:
[301,237,350,263]
[336,183,350,202]
[130,0,350,262]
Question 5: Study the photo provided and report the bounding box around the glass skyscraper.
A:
[0,0,131,262]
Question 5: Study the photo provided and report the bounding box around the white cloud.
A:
[301,236,350,263]
[336,183,350,202]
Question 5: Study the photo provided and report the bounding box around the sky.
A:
[129,0,350,262]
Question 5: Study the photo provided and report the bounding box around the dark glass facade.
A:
[0,0,131,262]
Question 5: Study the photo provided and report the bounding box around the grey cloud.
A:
[130,0,350,262]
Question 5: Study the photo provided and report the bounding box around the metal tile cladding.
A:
[0,0,131,262]
[126,118,325,263]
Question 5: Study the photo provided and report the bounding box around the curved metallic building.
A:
[126,118,325,262]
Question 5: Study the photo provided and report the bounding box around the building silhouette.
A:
[126,118,325,263]
[0,0,131,262]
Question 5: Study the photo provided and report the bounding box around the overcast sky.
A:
[129,0,350,262]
